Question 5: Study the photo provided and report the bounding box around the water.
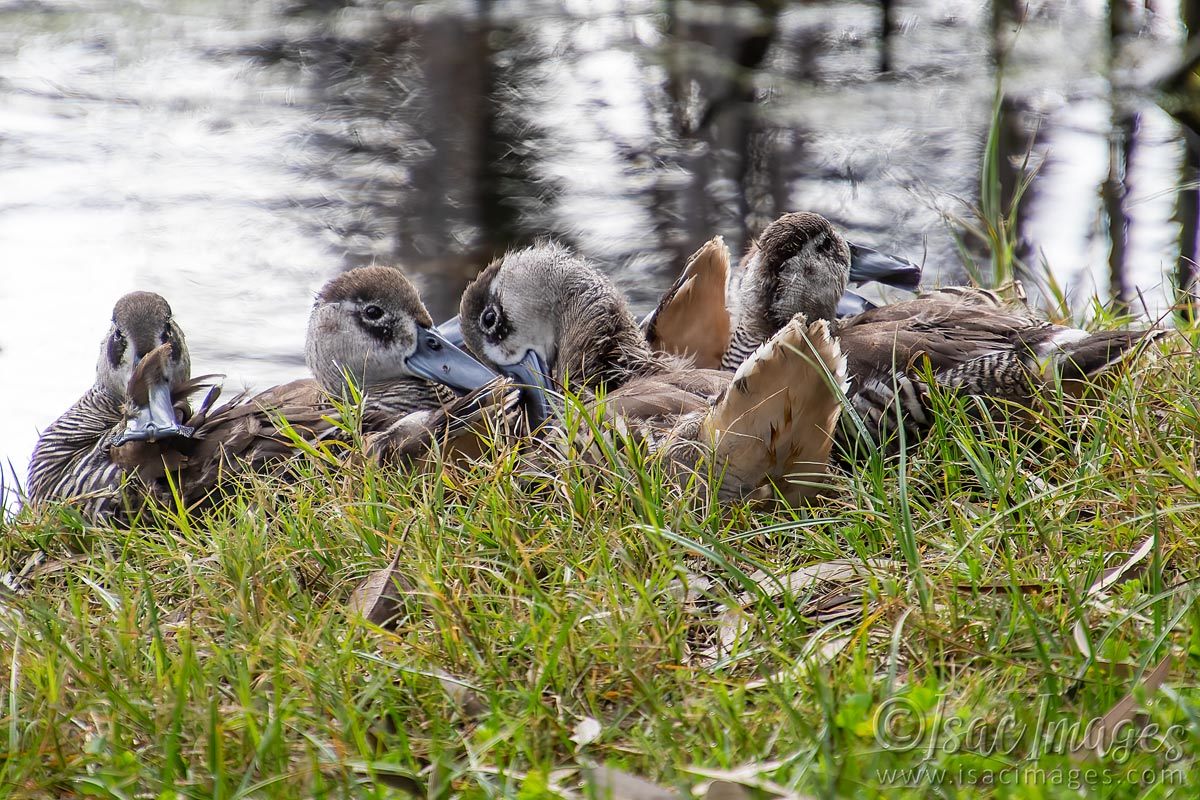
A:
[0,0,1193,498]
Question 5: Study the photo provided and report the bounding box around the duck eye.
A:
[480,306,499,333]
[362,304,385,322]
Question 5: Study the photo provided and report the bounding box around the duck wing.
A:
[702,315,846,503]
[641,237,732,370]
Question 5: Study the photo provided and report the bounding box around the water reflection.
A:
[0,0,1196,496]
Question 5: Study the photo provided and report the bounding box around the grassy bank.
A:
[1,318,1198,798]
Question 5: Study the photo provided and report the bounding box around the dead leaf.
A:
[699,558,899,664]
[684,763,815,799]
[735,558,902,606]
[1086,536,1155,598]
[347,551,413,629]
[952,582,1050,594]
[584,766,680,800]
[1071,653,1172,762]
[346,759,424,795]
[571,716,602,747]
[1071,536,1161,677]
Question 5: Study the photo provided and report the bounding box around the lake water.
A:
[0,0,1193,501]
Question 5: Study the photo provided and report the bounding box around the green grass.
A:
[2,328,1200,799]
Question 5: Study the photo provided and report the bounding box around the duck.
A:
[434,234,920,372]
[639,229,922,369]
[457,242,847,503]
[111,266,513,509]
[26,292,214,522]
[649,212,1166,449]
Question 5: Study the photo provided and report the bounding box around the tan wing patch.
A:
[643,237,732,369]
[702,315,847,503]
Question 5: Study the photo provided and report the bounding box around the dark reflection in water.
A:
[1,0,1197,487]
[263,0,1196,317]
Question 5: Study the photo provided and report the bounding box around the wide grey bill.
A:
[849,244,921,293]
[406,326,499,394]
[836,290,877,317]
[847,242,922,292]
[499,349,554,431]
[111,378,195,445]
[435,314,464,347]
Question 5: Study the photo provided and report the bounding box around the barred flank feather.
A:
[721,322,768,371]
[27,388,127,519]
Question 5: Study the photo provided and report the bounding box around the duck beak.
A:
[435,315,465,347]
[500,349,553,430]
[112,378,195,445]
[847,242,922,292]
[836,290,877,317]
[406,326,498,394]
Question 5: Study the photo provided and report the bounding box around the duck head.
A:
[736,212,923,326]
[104,292,196,445]
[735,212,855,333]
[306,265,497,396]
[459,242,650,427]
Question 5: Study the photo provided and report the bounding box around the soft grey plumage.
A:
[459,242,847,503]
[718,212,1166,449]
[723,212,852,371]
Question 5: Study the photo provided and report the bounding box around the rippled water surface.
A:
[1,0,1193,495]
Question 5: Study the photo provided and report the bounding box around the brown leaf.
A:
[1071,653,1172,762]
[1072,536,1160,676]
[347,551,413,628]
[346,759,424,795]
[583,766,681,800]
[701,559,898,664]
[684,763,815,799]
[952,582,1050,594]
[1087,536,1155,598]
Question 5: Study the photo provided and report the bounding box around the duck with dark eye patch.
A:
[113,265,516,510]
[639,222,921,369]
[27,292,214,523]
[649,212,1167,452]
[458,242,847,504]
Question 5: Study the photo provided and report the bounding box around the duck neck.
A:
[555,290,661,393]
[721,260,846,370]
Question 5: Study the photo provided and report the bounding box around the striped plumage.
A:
[27,388,128,520]
[459,243,847,503]
[27,292,202,522]
[834,286,1165,447]
[113,266,509,509]
[651,212,1165,452]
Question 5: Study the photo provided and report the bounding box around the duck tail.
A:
[1042,327,1167,384]
[702,314,847,503]
[641,236,731,369]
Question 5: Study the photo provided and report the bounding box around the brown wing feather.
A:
[838,293,1045,386]
[703,316,846,503]
[642,237,732,369]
